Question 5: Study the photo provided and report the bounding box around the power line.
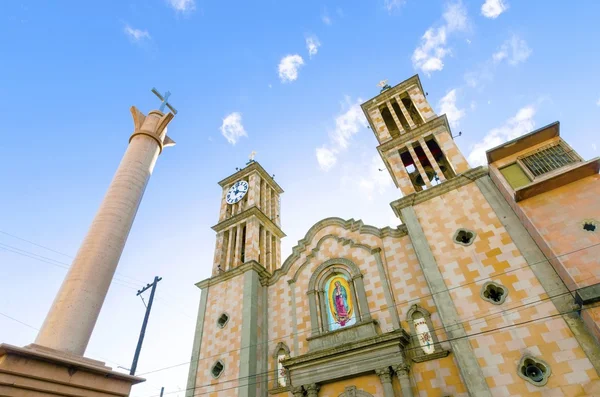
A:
[136,240,600,376]
[0,229,146,285]
[0,231,195,315]
[0,242,141,290]
[140,301,600,397]
[135,280,591,385]
[0,311,39,331]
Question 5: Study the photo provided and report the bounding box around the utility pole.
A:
[160,387,164,397]
[130,276,162,375]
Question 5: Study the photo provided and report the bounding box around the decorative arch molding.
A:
[337,386,374,397]
[290,234,377,285]
[270,217,407,285]
[308,257,363,292]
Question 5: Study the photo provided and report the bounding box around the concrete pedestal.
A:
[0,343,144,397]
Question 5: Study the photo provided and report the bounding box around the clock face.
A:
[225,180,249,205]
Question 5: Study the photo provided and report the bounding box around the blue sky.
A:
[1,0,599,395]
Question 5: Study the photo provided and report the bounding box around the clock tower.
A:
[186,160,285,397]
[212,160,285,275]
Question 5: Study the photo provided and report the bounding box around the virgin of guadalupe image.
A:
[332,281,351,326]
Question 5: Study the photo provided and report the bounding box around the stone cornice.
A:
[281,328,410,367]
[390,166,489,217]
[377,114,451,154]
[211,205,286,238]
[360,74,424,111]
[217,161,284,193]
[196,260,272,289]
[271,218,407,286]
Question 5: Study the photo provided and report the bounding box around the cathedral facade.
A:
[185,75,600,396]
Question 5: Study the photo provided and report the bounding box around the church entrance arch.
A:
[337,386,374,397]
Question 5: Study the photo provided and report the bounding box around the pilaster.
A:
[392,364,413,397]
[185,287,209,397]
[239,269,260,397]
[375,367,395,397]
[400,206,492,397]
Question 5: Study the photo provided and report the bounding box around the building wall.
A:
[319,374,383,397]
[519,175,600,290]
[412,182,600,396]
[193,275,244,396]
[489,139,600,345]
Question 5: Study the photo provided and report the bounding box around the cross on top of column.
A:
[151,87,178,115]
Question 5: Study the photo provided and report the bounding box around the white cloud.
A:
[321,10,332,25]
[481,0,508,19]
[330,98,368,149]
[124,25,150,42]
[358,155,394,200]
[592,143,597,151]
[316,147,338,171]
[468,105,536,166]
[278,55,304,83]
[166,0,195,12]
[306,36,321,58]
[470,101,477,111]
[493,35,531,65]
[412,1,468,75]
[443,1,468,32]
[438,89,465,127]
[596,97,600,106]
[315,98,367,171]
[466,34,531,88]
[219,112,247,145]
[384,0,406,13]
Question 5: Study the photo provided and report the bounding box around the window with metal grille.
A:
[519,141,580,177]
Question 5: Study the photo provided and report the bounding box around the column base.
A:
[0,343,144,397]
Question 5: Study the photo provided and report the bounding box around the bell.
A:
[525,365,544,382]
[413,166,437,186]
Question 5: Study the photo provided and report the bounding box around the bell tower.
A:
[361,75,470,196]
[211,159,285,275]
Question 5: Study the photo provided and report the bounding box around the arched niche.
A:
[406,304,449,362]
[272,342,290,389]
[307,258,371,335]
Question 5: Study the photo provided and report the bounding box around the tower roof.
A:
[217,161,284,193]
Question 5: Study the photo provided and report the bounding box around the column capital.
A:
[291,386,304,397]
[305,383,320,397]
[375,367,393,384]
[129,106,175,154]
[393,363,410,375]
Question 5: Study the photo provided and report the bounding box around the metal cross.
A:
[151,87,178,115]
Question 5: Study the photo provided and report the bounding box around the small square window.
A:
[500,163,531,190]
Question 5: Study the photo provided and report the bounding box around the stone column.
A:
[393,364,414,397]
[291,386,304,397]
[385,100,405,134]
[305,383,320,397]
[407,143,432,188]
[375,367,396,397]
[35,107,175,356]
